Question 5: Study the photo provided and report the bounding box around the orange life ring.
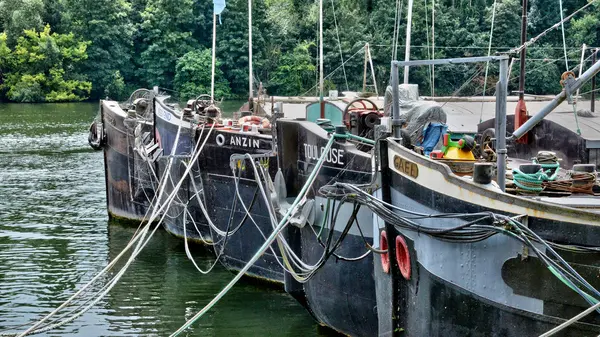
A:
[238,115,263,125]
[238,115,271,129]
[380,231,390,273]
[395,235,411,280]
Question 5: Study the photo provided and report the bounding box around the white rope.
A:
[330,0,349,91]
[169,136,336,337]
[558,0,569,70]
[182,209,221,274]
[539,300,600,336]
[17,104,192,336]
[233,158,318,276]
[18,121,215,336]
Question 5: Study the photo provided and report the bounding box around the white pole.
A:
[431,0,435,96]
[576,43,586,103]
[367,43,379,97]
[403,0,414,84]
[211,13,217,102]
[248,0,253,99]
[319,0,324,99]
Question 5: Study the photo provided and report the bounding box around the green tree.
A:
[1,25,91,102]
[568,2,600,48]
[62,0,134,98]
[174,49,231,101]
[214,0,271,97]
[0,0,44,46]
[0,32,12,98]
[269,42,316,96]
[138,0,199,88]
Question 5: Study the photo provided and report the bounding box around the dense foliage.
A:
[0,0,598,102]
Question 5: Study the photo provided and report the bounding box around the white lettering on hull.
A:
[229,136,260,148]
[302,143,345,165]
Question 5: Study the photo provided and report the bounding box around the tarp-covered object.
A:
[383,84,447,149]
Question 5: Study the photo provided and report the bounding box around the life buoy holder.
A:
[380,231,390,274]
[395,235,411,280]
[238,115,271,129]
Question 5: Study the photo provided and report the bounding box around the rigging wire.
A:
[508,0,599,55]
[558,0,569,70]
[480,0,497,123]
[330,0,349,91]
[301,45,366,96]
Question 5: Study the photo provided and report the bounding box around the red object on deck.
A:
[514,98,529,144]
[430,150,444,159]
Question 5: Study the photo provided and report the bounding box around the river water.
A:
[0,102,327,336]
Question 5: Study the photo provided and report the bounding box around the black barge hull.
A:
[277,119,378,336]
[154,99,211,243]
[376,138,600,336]
[101,100,152,224]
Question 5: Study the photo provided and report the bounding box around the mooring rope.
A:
[170,136,336,336]
[16,122,215,336]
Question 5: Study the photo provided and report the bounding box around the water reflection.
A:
[0,102,325,336]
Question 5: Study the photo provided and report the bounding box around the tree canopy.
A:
[0,0,598,102]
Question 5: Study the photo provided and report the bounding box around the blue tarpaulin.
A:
[417,122,447,156]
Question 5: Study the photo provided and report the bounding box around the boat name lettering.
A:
[393,155,418,178]
[303,144,344,165]
[216,134,225,146]
[230,136,260,148]
[157,106,171,121]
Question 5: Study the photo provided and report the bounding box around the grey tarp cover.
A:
[383,84,447,146]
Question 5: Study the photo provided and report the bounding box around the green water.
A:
[0,102,326,336]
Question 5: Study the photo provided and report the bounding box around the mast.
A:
[211,13,217,102]
[248,0,253,112]
[514,0,528,144]
[403,0,414,84]
[517,0,527,100]
[319,0,324,118]
[431,0,435,96]
[593,49,598,113]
